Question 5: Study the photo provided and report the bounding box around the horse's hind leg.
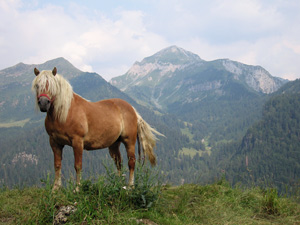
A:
[124,140,136,186]
[109,141,122,174]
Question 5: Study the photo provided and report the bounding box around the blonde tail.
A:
[134,109,164,166]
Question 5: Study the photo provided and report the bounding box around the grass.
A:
[181,127,194,142]
[0,168,300,224]
[180,126,212,157]
[179,147,200,157]
[179,147,211,158]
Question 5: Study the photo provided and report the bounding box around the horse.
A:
[32,67,162,191]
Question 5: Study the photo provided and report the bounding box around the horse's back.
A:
[107,98,135,113]
[77,96,136,128]
[109,98,137,121]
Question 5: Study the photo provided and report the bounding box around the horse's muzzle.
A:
[38,96,51,112]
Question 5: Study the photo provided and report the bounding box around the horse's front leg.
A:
[50,138,64,192]
[72,137,84,192]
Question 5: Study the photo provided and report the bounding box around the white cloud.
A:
[170,0,300,80]
[0,0,300,80]
[0,1,168,80]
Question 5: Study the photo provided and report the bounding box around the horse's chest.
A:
[45,121,72,145]
[46,128,70,145]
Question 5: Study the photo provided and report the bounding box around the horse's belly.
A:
[84,140,109,150]
[83,132,119,150]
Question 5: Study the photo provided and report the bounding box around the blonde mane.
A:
[32,70,73,123]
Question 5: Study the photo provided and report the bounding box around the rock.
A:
[54,205,77,225]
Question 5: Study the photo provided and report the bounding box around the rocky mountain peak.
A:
[143,45,202,64]
[110,46,203,90]
[221,59,285,94]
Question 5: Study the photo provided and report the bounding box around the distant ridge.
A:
[36,57,83,79]
[0,57,82,87]
[0,57,111,122]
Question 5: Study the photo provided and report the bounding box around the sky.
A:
[1,0,300,81]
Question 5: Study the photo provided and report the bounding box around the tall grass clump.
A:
[34,174,63,224]
[262,188,279,215]
[32,161,162,224]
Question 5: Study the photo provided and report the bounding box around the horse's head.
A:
[32,67,57,112]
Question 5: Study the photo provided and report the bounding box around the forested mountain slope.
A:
[208,79,300,193]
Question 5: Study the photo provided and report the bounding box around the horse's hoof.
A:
[123,185,134,190]
[52,186,61,193]
[73,186,80,193]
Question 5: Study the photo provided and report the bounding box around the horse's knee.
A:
[74,163,82,172]
[128,156,136,186]
[54,162,61,171]
[128,155,136,170]
[116,158,122,170]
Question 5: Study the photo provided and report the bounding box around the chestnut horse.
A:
[32,67,162,191]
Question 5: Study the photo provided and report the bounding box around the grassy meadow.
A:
[0,164,299,224]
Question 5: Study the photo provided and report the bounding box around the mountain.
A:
[110,45,202,95]
[208,79,300,193]
[109,46,300,193]
[111,46,288,143]
[110,46,286,109]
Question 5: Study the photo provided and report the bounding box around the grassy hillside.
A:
[0,165,299,224]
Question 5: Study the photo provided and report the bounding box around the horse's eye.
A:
[35,84,39,89]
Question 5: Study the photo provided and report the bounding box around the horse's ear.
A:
[52,67,57,76]
[34,68,40,76]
